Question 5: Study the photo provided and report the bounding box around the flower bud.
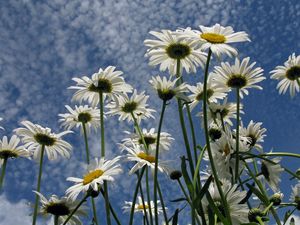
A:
[170,170,182,180]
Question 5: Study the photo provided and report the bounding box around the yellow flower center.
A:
[137,152,156,163]
[137,204,149,210]
[82,169,104,185]
[200,33,226,44]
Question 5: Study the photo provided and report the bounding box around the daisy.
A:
[199,98,243,127]
[106,90,155,124]
[123,196,164,216]
[270,53,300,97]
[34,191,87,225]
[202,179,249,225]
[58,105,100,134]
[122,142,170,175]
[260,157,284,192]
[178,24,250,57]
[69,66,132,106]
[290,183,300,209]
[187,76,228,111]
[144,30,207,76]
[15,121,72,161]
[149,76,189,102]
[121,128,174,152]
[212,57,265,98]
[0,135,31,165]
[239,120,266,152]
[66,157,122,201]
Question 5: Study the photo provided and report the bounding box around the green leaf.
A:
[240,182,254,204]
[283,210,291,224]
[194,175,213,209]
[180,156,193,195]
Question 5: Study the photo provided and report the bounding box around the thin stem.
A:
[129,166,146,225]
[130,112,148,153]
[256,216,265,225]
[0,157,8,190]
[156,181,168,224]
[62,195,89,225]
[175,59,195,177]
[91,198,99,225]
[54,215,59,225]
[154,101,167,225]
[138,179,150,225]
[100,189,122,225]
[202,49,231,224]
[82,122,90,164]
[145,168,154,225]
[32,145,45,225]
[235,88,240,183]
[99,92,105,157]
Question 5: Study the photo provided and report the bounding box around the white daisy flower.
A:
[122,142,170,175]
[58,105,100,134]
[106,90,155,124]
[187,76,228,111]
[121,128,174,152]
[239,120,266,152]
[202,179,249,225]
[122,196,164,216]
[0,135,31,165]
[290,183,300,209]
[66,157,122,201]
[212,57,265,98]
[144,30,207,76]
[260,157,284,192]
[199,98,243,127]
[178,24,250,57]
[149,76,189,102]
[270,53,300,97]
[14,121,72,161]
[69,66,132,106]
[34,191,87,225]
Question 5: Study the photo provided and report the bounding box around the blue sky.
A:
[0,0,300,224]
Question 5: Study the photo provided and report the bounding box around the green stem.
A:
[235,88,240,183]
[256,216,265,225]
[91,198,99,225]
[99,92,105,157]
[54,215,59,225]
[100,189,122,225]
[145,168,154,225]
[129,166,146,225]
[157,181,168,224]
[0,157,8,190]
[82,122,90,164]
[62,195,88,225]
[138,178,150,225]
[175,59,195,177]
[130,112,148,153]
[32,145,45,225]
[154,101,167,225]
[202,49,231,225]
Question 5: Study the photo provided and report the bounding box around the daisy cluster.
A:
[0,23,299,225]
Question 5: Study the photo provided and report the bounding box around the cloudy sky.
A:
[0,0,300,224]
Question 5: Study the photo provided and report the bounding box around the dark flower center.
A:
[139,136,156,146]
[158,89,176,101]
[88,78,112,93]
[122,102,138,113]
[166,43,191,59]
[34,133,56,146]
[77,112,92,123]
[247,134,257,147]
[0,150,18,159]
[261,162,270,181]
[45,203,70,216]
[196,89,214,101]
[227,74,247,88]
[208,128,222,141]
[215,108,229,118]
[286,66,300,81]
